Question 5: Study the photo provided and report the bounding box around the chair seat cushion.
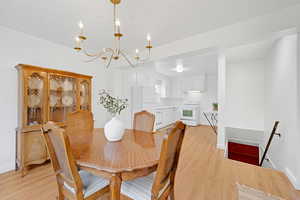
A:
[64,170,109,198]
[121,173,155,200]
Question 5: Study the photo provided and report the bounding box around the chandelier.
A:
[74,0,153,68]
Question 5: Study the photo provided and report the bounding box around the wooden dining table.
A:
[68,128,164,200]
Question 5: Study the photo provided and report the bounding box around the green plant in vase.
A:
[98,90,128,142]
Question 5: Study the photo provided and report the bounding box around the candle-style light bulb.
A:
[78,21,84,30]
[75,36,80,43]
[115,19,120,27]
[147,34,151,42]
[135,49,140,60]
[115,19,121,33]
[74,36,81,51]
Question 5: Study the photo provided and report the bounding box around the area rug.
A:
[237,183,285,200]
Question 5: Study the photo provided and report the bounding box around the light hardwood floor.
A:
[0,125,299,200]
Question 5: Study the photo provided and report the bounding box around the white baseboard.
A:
[217,143,225,150]
[285,168,300,190]
[258,147,300,190]
[0,162,14,174]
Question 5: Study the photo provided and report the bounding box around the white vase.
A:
[104,116,125,142]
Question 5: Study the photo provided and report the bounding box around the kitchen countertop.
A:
[143,105,179,110]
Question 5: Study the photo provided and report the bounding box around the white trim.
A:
[0,162,14,174]
[266,157,276,169]
[284,168,300,190]
[217,143,225,150]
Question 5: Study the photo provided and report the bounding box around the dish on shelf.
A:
[80,84,87,95]
[49,95,58,107]
[62,95,73,106]
[28,77,43,90]
[28,94,41,107]
[50,79,59,90]
[63,79,73,91]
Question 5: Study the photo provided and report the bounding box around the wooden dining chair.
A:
[121,121,186,200]
[133,110,155,133]
[42,122,109,200]
[66,111,94,135]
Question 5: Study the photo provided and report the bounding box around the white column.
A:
[217,54,226,150]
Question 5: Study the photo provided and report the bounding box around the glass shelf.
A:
[49,75,77,123]
[79,80,90,111]
[26,72,44,126]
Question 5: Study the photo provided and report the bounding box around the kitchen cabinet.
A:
[171,75,206,98]
[183,75,206,92]
[154,110,163,129]
[153,107,180,130]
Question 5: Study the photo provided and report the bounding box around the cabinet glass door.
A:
[25,72,46,126]
[79,80,90,111]
[48,74,77,123]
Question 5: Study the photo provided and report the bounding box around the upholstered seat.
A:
[64,170,109,198]
[121,173,169,200]
[121,173,154,200]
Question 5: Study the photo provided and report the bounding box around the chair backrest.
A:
[42,122,83,197]
[133,110,155,133]
[151,121,186,199]
[66,111,94,135]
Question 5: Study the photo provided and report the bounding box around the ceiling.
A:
[142,51,218,77]
[0,0,299,53]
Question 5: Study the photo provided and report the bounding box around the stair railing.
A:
[259,121,281,166]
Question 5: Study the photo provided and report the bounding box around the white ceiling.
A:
[0,0,299,53]
[141,51,218,77]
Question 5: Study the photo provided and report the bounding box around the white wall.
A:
[226,60,265,131]
[264,34,300,189]
[0,26,113,173]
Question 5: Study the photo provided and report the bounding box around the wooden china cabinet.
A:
[16,64,92,175]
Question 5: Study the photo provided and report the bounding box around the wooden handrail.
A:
[259,121,280,166]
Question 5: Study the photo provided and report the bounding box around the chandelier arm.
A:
[139,56,150,63]
[105,48,115,55]
[120,51,136,68]
[105,53,114,68]
[84,53,103,63]
[81,45,103,57]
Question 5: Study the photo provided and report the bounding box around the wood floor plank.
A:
[0,125,299,200]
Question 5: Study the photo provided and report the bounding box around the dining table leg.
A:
[110,173,121,200]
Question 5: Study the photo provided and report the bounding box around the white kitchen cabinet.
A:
[170,78,184,98]
[172,107,180,122]
[153,107,180,130]
[162,108,173,126]
[154,110,163,129]
[181,75,206,92]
